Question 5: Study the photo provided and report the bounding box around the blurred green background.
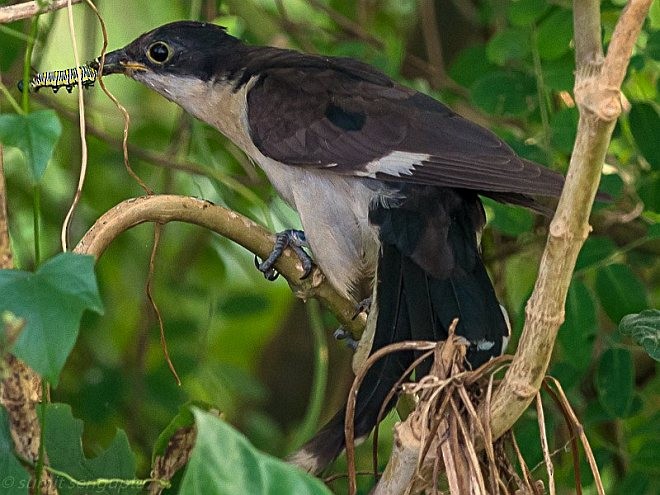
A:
[1,0,658,493]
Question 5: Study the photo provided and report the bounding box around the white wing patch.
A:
[357,151,431,178]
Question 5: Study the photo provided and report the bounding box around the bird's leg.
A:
[333,326,359,351]
[333,298,372,351]
[254,229,313,281]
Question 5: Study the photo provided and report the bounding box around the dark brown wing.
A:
[246,56,565,198]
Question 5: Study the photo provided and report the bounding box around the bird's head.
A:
[92,21,248,107]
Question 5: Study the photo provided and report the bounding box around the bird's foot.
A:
[333,326,359,351]
[352,297,372,319]
[254,229,313,281]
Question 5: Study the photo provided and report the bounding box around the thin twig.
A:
[545,377,605,495]
[344,341,437,495]
[535,393,555,495]
[0,0,84,24]
[60,0,90,251]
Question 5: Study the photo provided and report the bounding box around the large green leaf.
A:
[483,198,534,236]
[575,236,616,271]
[0,110,62,183]
[595,348,635,418]
[550,107,579,155]
[471,70,536,116]
[0,409,31,494]
[179,408,331,495]
[0,253,103,385]
[448,45,496,87]
[629,102,660,171]
[536,8,573,60]
[43,404,139,495]
[558,280,597,369]
[486,28,530,66]
[594,264,648,323]
[619,309,660,361]
[507,0,550,26]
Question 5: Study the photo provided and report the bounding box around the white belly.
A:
[258,162,381,302]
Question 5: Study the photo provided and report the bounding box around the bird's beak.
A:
[90,48,147,76]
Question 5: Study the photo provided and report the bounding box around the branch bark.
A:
[373,2,652,492]
[485,0,652,445]
[0,0,83,24]
[72,194,366,335]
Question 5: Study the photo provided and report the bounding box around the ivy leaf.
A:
[0,110,62,183]
[619,309,660,361]
[0,409,31,494]
[43,404,139,495]
[0,253,103,385]
[179,408,331,495]
[594,264,648,323]
[595,348,634,418]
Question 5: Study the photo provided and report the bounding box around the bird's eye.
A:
[147,42,171,64]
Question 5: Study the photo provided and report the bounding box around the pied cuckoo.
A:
[96,21,568,473]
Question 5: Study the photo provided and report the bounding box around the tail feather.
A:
[290,187,509,474]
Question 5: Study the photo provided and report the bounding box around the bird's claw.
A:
[334,326,359,351]
[352,297,372,320]
[255,229,313,281]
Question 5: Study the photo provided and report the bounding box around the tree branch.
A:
[0,0,83,24]
[485,0,652,443]
[72,194,366,335]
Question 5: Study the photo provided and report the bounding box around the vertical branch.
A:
[485,0,653,440]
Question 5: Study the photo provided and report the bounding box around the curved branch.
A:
[72,194,365,335]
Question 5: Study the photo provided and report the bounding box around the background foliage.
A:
[0,0,658,493]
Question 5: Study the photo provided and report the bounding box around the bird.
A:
[94,20,570,474]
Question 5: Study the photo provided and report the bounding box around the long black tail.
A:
[289,187,509,474]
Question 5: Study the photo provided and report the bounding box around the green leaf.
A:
[448,45,496,87]
[536,8,573,60]
[179,408,331,495]
[619,309,660,361]
[639,173,660,213]
[630,439,660,475]
[507,0,550,27]
[0,253,103,385]
[575,236,616,271]
[595,348,634,418]
[648,223,660,239]
[594,264,648,323]
[550,107,578,154]
[483,198,534,236]
[0,110,62,183]
[629,102,660,170]
[647,30,660,60]
[0,409,31,494]
[486,28,530,65]
[558,280,597,368]
[43,404,139,495]
[471,70,536,116]
[542,54,575,91]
